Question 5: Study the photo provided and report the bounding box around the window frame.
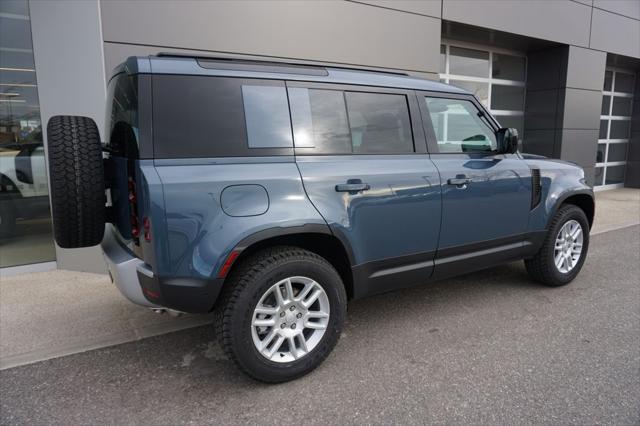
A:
[417,91,502,155]
[285,80,427,155]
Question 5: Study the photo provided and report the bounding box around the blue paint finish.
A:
[220,184,269,217]
[295,155,442,266]
[522,157,592,232]
[110,156,132,239]
[431,153,532,249]
[138,160,170,274]
[154,160,327,279]
[103,54,595,313]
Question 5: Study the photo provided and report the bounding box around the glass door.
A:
[0,0,56,267]
[596,68,636,189]
[439,42,527,142]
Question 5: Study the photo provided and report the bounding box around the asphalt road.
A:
[1,226,639,425]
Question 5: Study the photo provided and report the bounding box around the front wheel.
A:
[525,204,590,286]
[215,246,347,383]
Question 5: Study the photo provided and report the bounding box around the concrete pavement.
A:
[1,225,639,425]
[591,188,640,235]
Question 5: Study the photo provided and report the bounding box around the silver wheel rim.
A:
[554,219,584,273]
[251,276,330,363]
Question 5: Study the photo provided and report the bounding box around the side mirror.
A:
[497,128,518,154]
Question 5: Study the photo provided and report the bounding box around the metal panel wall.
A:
[524,45,606,185]
[99,0,442,74]
[590,8,640,59]
[593,0,640,20]
[442,0,592,47]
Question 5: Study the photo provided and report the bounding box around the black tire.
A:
[215,246,347,383]
[525,204,590,286]
[46,116,105,248]
[0,198,16,239]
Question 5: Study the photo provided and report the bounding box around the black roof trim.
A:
[155,52,410,77]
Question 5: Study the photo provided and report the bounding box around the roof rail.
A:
[155,52,410,77]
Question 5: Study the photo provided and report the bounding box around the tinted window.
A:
[289,88,414,154]
[106,74,139,155]
[614,72,634,93]
[492,53,525,81]
[424,97,497,153]
[610,120,630,139]
[345,92,413,154]
[289,88,351,154]
[490,85,524,110]
[449,46,489,78]
[242,85,292,148]
[449,79,489,107]
[153,76,293,158]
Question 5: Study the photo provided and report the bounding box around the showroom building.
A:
[0,0,639,273]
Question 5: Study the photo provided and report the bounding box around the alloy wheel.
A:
[251,276,330,363]
[554,219,584,273]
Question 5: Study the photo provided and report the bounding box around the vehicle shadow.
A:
[172,260,547,387]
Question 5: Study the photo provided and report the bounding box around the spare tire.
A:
[46,115,105,248]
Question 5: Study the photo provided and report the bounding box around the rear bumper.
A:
[101,225,159,308]
[101,225,224,313]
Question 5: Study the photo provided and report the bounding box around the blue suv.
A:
[46,54,594,382]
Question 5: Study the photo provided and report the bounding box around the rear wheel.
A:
[46,115,105,248]
[215,246,347,383]
[525,204,590,286]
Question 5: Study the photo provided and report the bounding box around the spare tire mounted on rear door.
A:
[46,115,105,248]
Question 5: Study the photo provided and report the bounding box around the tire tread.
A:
[525,204,589,286]
[214,246,345,382]
[46,115,105,248]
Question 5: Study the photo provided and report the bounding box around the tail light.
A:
[143,216,151,242]
[128,176,140,243]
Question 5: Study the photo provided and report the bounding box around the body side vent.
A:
[531,168,542,209]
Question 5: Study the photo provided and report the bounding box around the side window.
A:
[153,76,292,158]
[241,85,293,148]
[289,87,414,154]
[288,88,351,154]
[106,74,139,156]
[345,92,414,154]
[424,97,496,153]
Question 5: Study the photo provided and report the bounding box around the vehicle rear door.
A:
[418,93,532,279]
[288,82,442,297]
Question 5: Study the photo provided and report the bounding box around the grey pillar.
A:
[524,46,606,186]
[30,0,107,273]
[558,47,606,186]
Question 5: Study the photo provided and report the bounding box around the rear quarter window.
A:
[106,74,139,156]
[152,75,293,158]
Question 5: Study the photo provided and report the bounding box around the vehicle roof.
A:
[113,55,470,95]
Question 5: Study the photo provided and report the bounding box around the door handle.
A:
[447,175,472,187]
[335,179,370,194]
